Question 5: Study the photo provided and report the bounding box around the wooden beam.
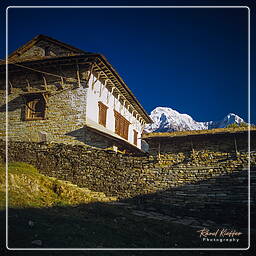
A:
[87,63,94,85]
[91,75,97,91]
[94,60,147,123]
[234,135,239,156]
[8,81,13,94]
[158,142,161,160]
[76,61,81,87]
[42,75,47,88]
[97,71,101,80]
[94,62,127,102]
[25,79,31,91]
[42,93,49,104]
[123,99,127,107]
[111,86,115,94]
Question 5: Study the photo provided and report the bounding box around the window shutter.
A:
[98,101,108,127]
[133,130,138,145]
[114,110,130,140]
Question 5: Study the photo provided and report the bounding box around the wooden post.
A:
[234,135,239,156]
[158,142,161,160]
[26,79,31,91]
[60,76,64,86]
[8,81,13,94]
[97,71,101,81]
[42,75,47,88]
[76,62,81,87]
[42,93,48,105]
[85,63,94,88]
[191,141,195,155]
[92,75,95,90]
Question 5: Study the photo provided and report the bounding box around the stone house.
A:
[0,35,152,152]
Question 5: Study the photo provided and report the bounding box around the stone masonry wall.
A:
[1,139,255,200]
[0,87,88,144]
[0,62,144,152]
[146,131,254,155]
[1,132,255,226]
[0,64,89,145]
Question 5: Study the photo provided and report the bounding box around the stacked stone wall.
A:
[0,140,254,196]
[146,131,254,155]
[1,136,255,225]
[0,64,89,145]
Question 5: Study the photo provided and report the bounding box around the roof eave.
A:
[97,54,152,124]
[2,50,152,124]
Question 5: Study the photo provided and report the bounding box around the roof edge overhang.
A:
[96,54,152,124]
[2,53,152,124]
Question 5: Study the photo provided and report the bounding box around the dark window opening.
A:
[24,94,46,120]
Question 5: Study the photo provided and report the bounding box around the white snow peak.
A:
[144,107,245,133]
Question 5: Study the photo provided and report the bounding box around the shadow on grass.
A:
[1,170,253,252]
[0,201,250,250]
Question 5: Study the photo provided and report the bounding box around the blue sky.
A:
[1,1,254,123]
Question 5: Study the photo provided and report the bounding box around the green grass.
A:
[0,162,115,209]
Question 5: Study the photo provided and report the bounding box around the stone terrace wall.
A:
[1,140,255,225]
[1,140,254,196]
[145,130,255,155]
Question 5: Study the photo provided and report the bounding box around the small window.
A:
[114,110,130,140]
[133,130,138,146]
[98,101,108,127]
[24,94,46,120]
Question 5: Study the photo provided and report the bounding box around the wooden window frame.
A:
[114,110,130,140]
[98,101,108,127]
[133,130,138,146]
[24,93,46,121]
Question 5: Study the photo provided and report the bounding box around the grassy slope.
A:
[0,162,249,251]
[0,162,116,209]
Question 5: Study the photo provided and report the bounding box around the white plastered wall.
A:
[85,73,145,149]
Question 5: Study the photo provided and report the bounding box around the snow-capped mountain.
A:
[144,107,245,133]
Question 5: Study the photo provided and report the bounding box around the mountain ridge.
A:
[144,107,245,133]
